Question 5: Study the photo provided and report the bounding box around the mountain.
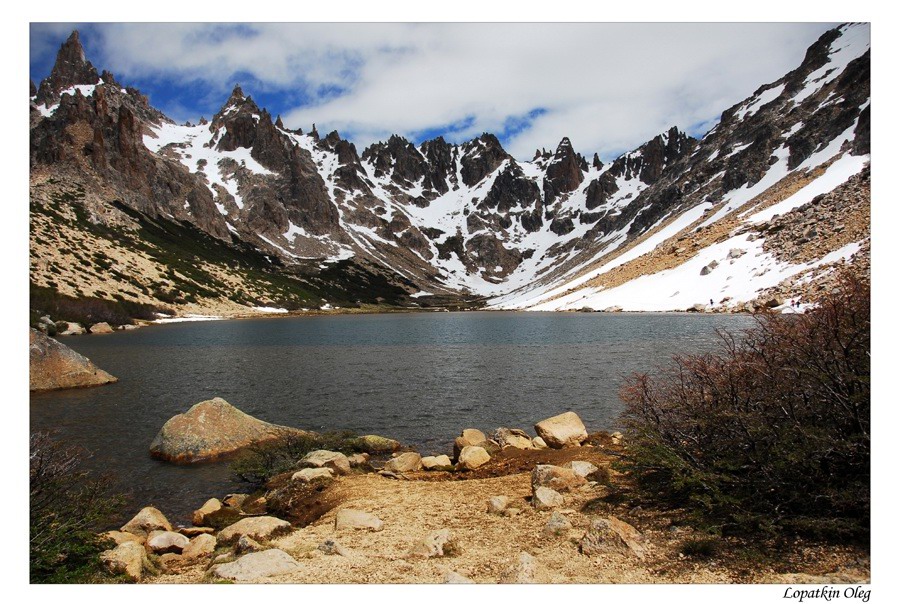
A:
[29,24,870,317]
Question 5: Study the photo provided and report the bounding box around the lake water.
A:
[30,311,755,522]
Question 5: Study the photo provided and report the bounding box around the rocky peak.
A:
[592,153,603,170]
[543,136,585,202]
[35,30,101,106]
[459,133,510,187]
[609,127,695,185]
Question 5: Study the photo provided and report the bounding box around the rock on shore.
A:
[149,398,310,463]
[29,328,117,391]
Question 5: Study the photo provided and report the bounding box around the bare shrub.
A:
[620,272,870,539]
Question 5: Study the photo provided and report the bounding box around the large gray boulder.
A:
[29,328,117,391]
[149,398,310,463]
[580,516,647,559]
[212,549,301,581]
[534,411,589,448]
[146,530,190,554]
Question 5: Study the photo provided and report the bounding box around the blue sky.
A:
[30,22,838,161]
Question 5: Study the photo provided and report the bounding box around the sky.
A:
[30,22,838,161]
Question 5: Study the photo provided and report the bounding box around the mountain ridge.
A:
[29,25,870,317]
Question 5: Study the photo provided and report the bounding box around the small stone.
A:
[100,541,158,582]
[292,467,335,482]
[158,552,183,570]
[531,464,587,493]
[503,508,523,518]
[347,453,370,467]
[354,434,401,453]
[499,552,546,584]
[182,534,217,560]
[334,509,383,531]
[533,486,564,510]
[211,549,301,582]
[217,516,292,545]
[57,321,85,336]
[89,322,114,334]
[407,529,459,558]
[223,494,248,509]
[146,530,190,554]
[192,498,222,527]
[542,512,573,537]
[531,437,548,449]
[299,450,351,475]
[566,460,599,478]
[444,570,475,584]
[421,454,453,470]
[487,496,509,514]
[457,445,490,470]
[384,451,423,473]
[318,538,354,557]
[493,427,534,449]
[235,535,264,554]
[121,506,172,538]
[580,516,646,559]
[610,431,624,446]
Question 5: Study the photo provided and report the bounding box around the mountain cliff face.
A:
[29,24,870,315]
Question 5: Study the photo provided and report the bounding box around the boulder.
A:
[487,496,509,515]
[566,460,600,479]
[212,549,301,582]
[57,321,85,336]
[217,516,292,545]
[533,412,588,449]
[542,512,573,537]
[334,508,383,531]
[299,450,351,475]
[291,467,335,483]
[580,516,646,559]
[29,328,117,391]
[100,541,158,582]
[121,506,172,539]
[149,397,309,463]
[531,464,587,493]
[146,530,190,554]
[457,446,490,470]
[88,322,114,334]
[421,455,453,470]
[493,428,534,450]
[384,451,422,473]
[158,553,183,570]
[223,494,248,509]
[407,529,459,558]
[181,534,216,560]
[354,434,401,453]
[102,530,143,546]
[532,486,564,510]
[610,431,624,446]
[192,498,222,526]
[532,437,548,449]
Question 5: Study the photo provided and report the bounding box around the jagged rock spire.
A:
[35,30,100,105]
[592,153,603,170]
[543,136,585,202]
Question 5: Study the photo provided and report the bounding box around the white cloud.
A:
[38,23,838,160]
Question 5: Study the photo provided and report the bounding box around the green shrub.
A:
[620,272,870,540]
[231,430,365,487]
[30,432,123,583]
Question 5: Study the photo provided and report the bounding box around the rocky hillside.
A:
[29,25,870,316]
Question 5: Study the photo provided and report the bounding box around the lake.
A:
[30,311,756,522]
